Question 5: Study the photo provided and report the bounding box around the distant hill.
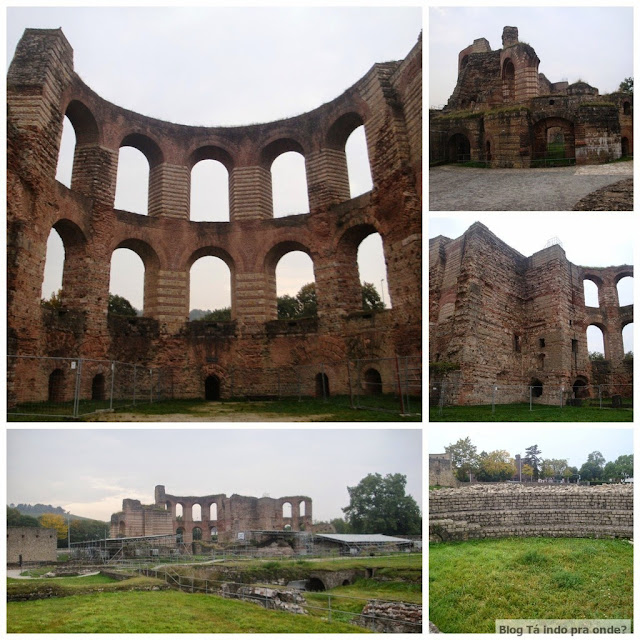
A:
[189,308,211,321]
[10,503,101,522]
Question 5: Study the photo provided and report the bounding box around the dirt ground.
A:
[85,402,332,422]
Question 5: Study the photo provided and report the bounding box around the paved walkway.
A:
[429,162,633,211]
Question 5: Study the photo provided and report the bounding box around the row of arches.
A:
[583,276,633,308]
[41,223,391,317]
[586,323,633,358]
[55,100,373,220]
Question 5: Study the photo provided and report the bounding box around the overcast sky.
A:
[429,6,633,108]
[7,6,421,312]
[430,214,634,353]
[429,425,632,471]
[7,428,422,524]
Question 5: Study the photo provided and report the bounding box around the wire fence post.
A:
[492,385,496,414]
[73,358,83,418]
[346,359,355,409]
[438,380,446,417]
[560,386,564,409]
[599,385,602,409]
[133,364,137,406]
[394,354,405,414]
[529,385,532,412]
[328,594,332,623]
[110,361,115,411]
[149,368,153,405]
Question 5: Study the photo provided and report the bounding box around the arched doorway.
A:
[363,368,382,395]
[315,372,329,398]
[532,118,575,164]
[448,133,470,163]
[205,375,221,400]
[92,374,105,401]
[573,378,589,399]
[530,378,543,398]
[48,369,64,403]
[621,137,629,157]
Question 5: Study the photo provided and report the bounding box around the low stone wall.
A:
[355,601,422,633]
[430,484,633,542]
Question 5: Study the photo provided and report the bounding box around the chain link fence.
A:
[8,355,168,419]
[431,381,633,418]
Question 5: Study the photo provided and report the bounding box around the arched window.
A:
[583,279,600,307]
[189,255,232,320]
[623,101,631,115]
[530,378,543,398]
[210,527,218,538]
[192,504,202,522]
[616,275,633,306]
[190,159,230,221]
[345,125,373,198]
[275,251,316,318]
[55,115,75,187]
[622,323,633,357]
[502,58,515,102]
[357,233,390,309]
[176,527,184,543]
[282,502,292,518]
[299,501,306,517]
[114,146,150,214]
[205,375,221,400]
[118,521,126,537]
[210,503,218,521]
[175,503,184,519]
[315,373,329,398]
[41,228,64,302]
[271,151,309,217]
[109,248,144,315]
[587,325,606,358]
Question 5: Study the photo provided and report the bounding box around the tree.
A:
[521,464,534,481]
[362,282,385,311]
[603,454,633,482]
[296,282,318,317]
[444,437,480,482]
[524,444,543,481]
[476,450,516,482]
[108,293,138,317]
[342,473,421,535]
[201,307,231,322]
[589,351,605,361]
[38,513,68,543]
[623,351,633,361]
[579,451,606,482]
[41,289,63,309]
[329,517,352,534]
[541,458,569,481]
[70,518,110,543]
[7,506,40,527]
[619,77,633,94]
[277,294,300,319]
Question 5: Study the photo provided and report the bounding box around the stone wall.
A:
[7,28,422,403]
[429,454,457,487]
[429,484,633,542]
[111,485,313,543]
[7,527,58,564]
[429,222,633,405]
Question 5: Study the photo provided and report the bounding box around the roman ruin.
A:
[110,485,312,543]
[7,28,421,403]
[430,484,633,542]
[429,223,633,405]
[430,26,633,167]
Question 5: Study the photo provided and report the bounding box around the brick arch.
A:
[187,144,235,172]
[114,238,161,271]
[326,111,366,150]
[260,137,307,170]
[263,240,314,273]
[613,268,633,285]
[120,132,164,168]
[532,117,575,159]
[62,99,99,145]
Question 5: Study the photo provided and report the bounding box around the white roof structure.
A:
[314,533,412,544]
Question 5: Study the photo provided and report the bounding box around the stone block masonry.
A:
[7,29,421,403]
[7,527,58,564]
[429,484,633,542]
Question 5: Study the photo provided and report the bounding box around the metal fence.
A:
[7,355,168,418]
[431,381,633,417]
[8,353,421,418]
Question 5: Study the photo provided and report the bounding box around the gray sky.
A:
[429,6,633,108]
[430,214,634,353]
[429,425,632,471]
[7,7,422,311]
[7,428,422,524]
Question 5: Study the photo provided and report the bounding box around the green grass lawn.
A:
[7,589,368,633]
[430,538,633,633]
[430,403,632,422]
[10,395,421,422]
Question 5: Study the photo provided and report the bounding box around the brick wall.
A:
[429,484,633,542]
[7,527,58,564]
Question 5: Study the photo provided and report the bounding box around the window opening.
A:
[345,125,373,197]
[114,146,149,215]
[55,115,75,187]
[272,151,309,217]
[190,159,229,221]
[190,256,232,321]
[357,233,390,309]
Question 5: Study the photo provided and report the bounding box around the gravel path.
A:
[429,162,633,211]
